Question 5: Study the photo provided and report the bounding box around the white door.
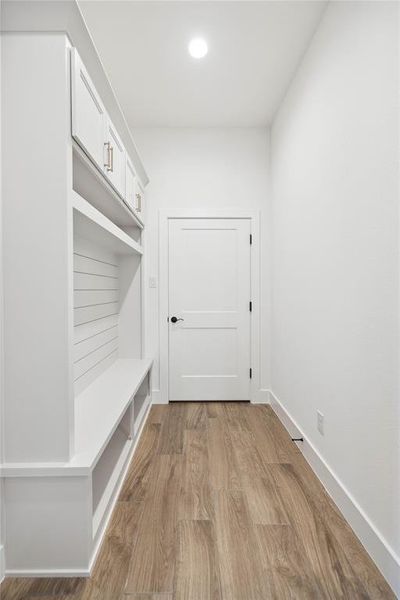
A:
[169,218,251,401]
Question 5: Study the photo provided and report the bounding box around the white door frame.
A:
[158,208,261,405]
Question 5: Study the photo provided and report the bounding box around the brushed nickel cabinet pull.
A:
[109,145,114,173]
[104,141,111,169]
[136,192,142,212]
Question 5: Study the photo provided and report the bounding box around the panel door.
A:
[103,117,126,198]
[134,178,145,223]
[169,218,251,401]
[125,157,137,214]
[71,48,105,170]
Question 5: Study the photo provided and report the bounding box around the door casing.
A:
[158,209,261,405]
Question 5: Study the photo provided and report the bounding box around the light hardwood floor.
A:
[1,403,395,599]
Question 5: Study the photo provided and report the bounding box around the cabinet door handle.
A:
[109,145,114,173]
[136,193,142,212]
[104,142,111,170]
[104,142,113,172]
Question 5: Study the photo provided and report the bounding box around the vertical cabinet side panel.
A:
[2,34,74,462]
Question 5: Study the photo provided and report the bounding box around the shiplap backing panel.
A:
[73,241,119,394]
[74,314,119,344]
[74,325,118,362]
[74,289,119,308]
[74,350,118,396]
[74,253,118,278]
[74,302,119,326]
[74,272,118,290]
[74,338,119,380]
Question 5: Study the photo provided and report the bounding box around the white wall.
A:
[133,128,270,401]
[270,0,399,591]
[0,5,5,581]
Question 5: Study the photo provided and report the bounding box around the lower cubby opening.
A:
[91,415,132,537]
[133,374,150,435]
[84,362,152,541]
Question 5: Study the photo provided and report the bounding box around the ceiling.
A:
[78,1,327,128]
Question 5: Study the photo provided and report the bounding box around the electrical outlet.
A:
[149,277,157,288]
[317,410,324,435]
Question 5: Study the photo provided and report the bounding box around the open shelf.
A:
[73,142,144,230]
[72,358,153,470]
[73,191,143,256]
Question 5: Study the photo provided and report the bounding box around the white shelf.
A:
[72,191,143,255]
[72,358,153,470]
[73,142,144,230]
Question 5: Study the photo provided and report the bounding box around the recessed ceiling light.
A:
[188,38,208,59]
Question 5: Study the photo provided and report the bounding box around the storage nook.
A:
[2,12,152,575]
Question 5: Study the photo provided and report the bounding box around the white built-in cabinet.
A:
[71,48,144,222]
[2,31,151,576]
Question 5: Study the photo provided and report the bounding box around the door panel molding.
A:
[158,209,261,405]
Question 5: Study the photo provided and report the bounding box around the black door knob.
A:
[170,316,184,323]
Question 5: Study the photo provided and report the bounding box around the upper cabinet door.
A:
[135,178,145,223]
[103,117,126,198]
[125,157,137,215]
[71,49,105,170]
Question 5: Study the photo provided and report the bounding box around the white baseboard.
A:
[0,544,5,583]
[269,389,400,597]
[5,567,90,578]
[252,388,270,404]
[151,388,167,405]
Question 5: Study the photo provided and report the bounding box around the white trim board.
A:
[269,389,400,597]
[253,388,270,404]
[151,389,162,405]
[158,209,262,405]
[5,567,91,578]
[0,545,5,583]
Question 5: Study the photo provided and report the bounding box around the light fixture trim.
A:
[188,37,208,59]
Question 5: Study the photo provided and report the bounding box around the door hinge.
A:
[250,234,253,245]
[249,368,252,379]
[249,301,252,312]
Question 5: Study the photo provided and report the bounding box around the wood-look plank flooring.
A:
[1,403,395,599]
